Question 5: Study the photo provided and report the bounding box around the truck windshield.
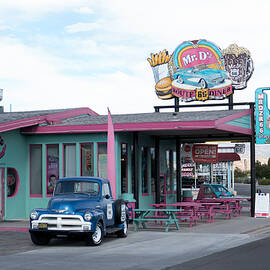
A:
[54,181,99,196]
[211,185,228,194]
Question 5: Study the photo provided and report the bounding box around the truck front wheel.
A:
[30,232,51,245]
[86,222,103,246]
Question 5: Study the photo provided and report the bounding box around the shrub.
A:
[258,179,270,185]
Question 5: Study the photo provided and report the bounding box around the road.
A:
[235,183,270,196]
[0,226,263,270]
[165,235,270,270]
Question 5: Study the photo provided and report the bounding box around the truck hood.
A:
[48,194,99,213]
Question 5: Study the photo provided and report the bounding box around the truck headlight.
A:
[84,212,92,221]
[30,210,38,220]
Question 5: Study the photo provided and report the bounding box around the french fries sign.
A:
[147,39,253,102]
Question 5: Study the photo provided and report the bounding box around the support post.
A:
[155,137,161,204]
[250,103,256,217]
[175,97,179,112]
[133,132,139,208]
[228,94,233,110]
[176,139,182,202]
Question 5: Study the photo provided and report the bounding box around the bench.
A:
[133,209,180,232]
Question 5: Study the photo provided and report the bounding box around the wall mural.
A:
[148,39,253,101]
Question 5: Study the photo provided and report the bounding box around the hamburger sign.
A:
[147,39,253,101]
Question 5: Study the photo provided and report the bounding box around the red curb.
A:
[0,227,28,232]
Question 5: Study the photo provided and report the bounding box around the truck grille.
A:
[38,214,86,231]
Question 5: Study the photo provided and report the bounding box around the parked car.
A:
[29,177,128,246]
[173,64,228,89]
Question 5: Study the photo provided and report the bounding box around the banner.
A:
[192,144,218,164]
[107,108,116,199]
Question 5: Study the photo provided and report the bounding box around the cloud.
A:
[65,22,101,33]
[75,7,94,14]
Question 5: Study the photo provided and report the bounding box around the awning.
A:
[218,152,240,162]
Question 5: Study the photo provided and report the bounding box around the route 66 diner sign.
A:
[147,39,253,102]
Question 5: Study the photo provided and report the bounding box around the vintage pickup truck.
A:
[29,177,128,246]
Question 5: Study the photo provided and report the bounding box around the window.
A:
[98,143,107,178]
[121,143,128,193]
[165,150,175,194]
[141,146,148,194]
[80,143,94,176]
[102,183,111,197]
[46,144,59,196]
[54,180,99,196]
[150,148,156,194]
[30,144,42,196]
[7,168,19,197]
[63,144,76,177]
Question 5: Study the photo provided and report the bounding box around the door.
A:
[0,168,5,220]
[160,174,166,204]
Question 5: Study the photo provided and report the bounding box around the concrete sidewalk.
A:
[0,208,270,236]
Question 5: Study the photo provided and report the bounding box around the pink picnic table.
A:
[150,202,216,226]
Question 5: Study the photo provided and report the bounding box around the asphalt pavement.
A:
[1,206,270,269]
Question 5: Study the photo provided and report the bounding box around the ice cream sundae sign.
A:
[148,39,253,102]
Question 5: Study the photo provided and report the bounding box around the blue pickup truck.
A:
[29,177,128,246]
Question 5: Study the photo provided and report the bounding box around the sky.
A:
[1,0,270,116]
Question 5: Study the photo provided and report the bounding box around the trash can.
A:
[183,190,193,202]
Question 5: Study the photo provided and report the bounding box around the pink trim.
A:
[216,123,252,135]
[7,168,19,198]
[0,227,28,232]
[29,144,43,198]
[215,109,251,125]
[97,142,106,178]
[21,120,216,134]
[1,168,4,220]
[1,107,99,133]
[46,144,59,198]
[63,143,76,177]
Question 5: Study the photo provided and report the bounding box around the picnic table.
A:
[196,197,250,218]
[150,202,204,226]
[150,202,223,224]
[133,208,180,232]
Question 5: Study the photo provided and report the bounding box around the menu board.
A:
[255,193,269,218]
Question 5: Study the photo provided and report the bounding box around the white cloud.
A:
[75,7,94,14]
[65,22,101,33]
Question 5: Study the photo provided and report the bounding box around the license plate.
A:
[38,223,48,229]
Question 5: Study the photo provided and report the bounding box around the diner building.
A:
[0,102,254,220]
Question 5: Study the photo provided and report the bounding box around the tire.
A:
[177,75,184,84]
[30,232,51,245]
[115,199,127,224]
[86,222,103,246]
[116,220,128,238]
[200,79,207,89]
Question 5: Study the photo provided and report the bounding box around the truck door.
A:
[101,183,114,226]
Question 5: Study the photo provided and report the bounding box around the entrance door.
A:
[160,174,166,204]
[0,168,4,220]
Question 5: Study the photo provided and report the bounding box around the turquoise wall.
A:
[1,129,175,219]
[1,130,27,219]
